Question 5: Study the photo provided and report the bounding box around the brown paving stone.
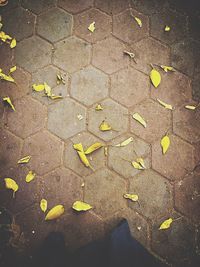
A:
[71,65,108,106]
[130,99,171,143]
[53,36,91,73]
[95,0,130,15]
[22,131,63,175]
[64,132,105,177]
[2,7,35,41]
[131,37,171,74]
[173,104,200,144]
[108,134,151,179]
[110,67,149,108]
[0,0,19,13]
[175,172,200,224]
[129,169,172,220]
[48,98,86,140]
[84,168,126,218]
[113,9,149,44]
[21,0,56,15]
[151,71,192,108]
[150,9,188,45]
[192,71,200,101]
[152,134,196,181]
[74,8,111,44]
[6,96,47,139]
[88,99,129,141]
[130,0,168,15]
[188,15,200,42]
[15,36,52,73]
[58,0,94,14]
[37,8,73,43]
[0,43,13,73]
[92,36,129,74]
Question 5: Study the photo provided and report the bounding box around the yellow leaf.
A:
[132,161,144,170]
[159,218,173,230]
[132,113,147,128]
[32,84,45,92]
[95,103,103,111]
[84,142,103,154]
[9,66,17,73]
[45,205,64,221]
[56,73,65,85]
[88,21,95,32]
[10,38,16,48]
[134,16,142,27]
[150,69,161,88]
[99,120,112,131]
[44,82,52,96]
[115,137,133,147]
[25,170,36,183]
[161,135,170,154]
[124,193,139,202]
[77,150,94,171]
[3,96,16,111]
[104,146,108,156]
[72,201,92,211]
[17,155,31,164]
[157,99,173,110]
[136,157,146,169]
[40,199,48,213]
[0,72,15,82]
[164,25,171,32]
[50,94,63,100]
[160,65,175,72]
[4,178,18,198]
[0,31,12,42]
[185,105,196,110]
[73,143,84,152]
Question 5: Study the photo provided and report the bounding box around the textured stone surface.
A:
[130,0,168,15]
[53,37,91,73]
[58,0,94,14]
[15,36,52,73]
[37,8,73,43]
[74,8,111,43]
[85,169,126,217]
[113,9,149,44]
[92,36,129,74]
[192,71,200,101]
[88,99,128,141]
[111,67,149,107]
[95,0,130,15]
[71,66,108,106]
[21,0,56,14]
[0,43,13,73]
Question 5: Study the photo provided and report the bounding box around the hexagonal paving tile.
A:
[0,41,13,73]
[113,9,149,44]
[152,134,196,181]
[150,9,188,45]
[175,173,200,223]
[84,168,126,217]
[151,213,196,265]
[53,36,91,73]
[48,98,86,140]
[58,0,94,14]
[92,36,129,74]
[0,67,31,100]
[130,99,171,143]
[95,0,130,15]
[22,130,63,175]
[74,8,111,43]
[64,132,105,177]
[110,67,150,108]
[173,104,200,144]
[21,0,56,15]
[0,0,19,13]
[151,71,192,108]
[130,0,168,15]
[71,65,109,106]
[131,37,170,74]
[193,71,200,101]
[88,99,128,141]
[15,36,52,73]
[2,6,35,41]
[6,96,47,138]
[189,15,200,42]
[37,8,73,43]
[129,169,172,220]
[108,134,151,179]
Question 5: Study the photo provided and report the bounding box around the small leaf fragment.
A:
[0,72,15,82]
[134,16,142,27]
[32,84,45,92]
[157,99,173,110]
[132,161,144,170]
[159,218,173,230]
[73,143,84,152]
[10,38,16,48]
[3,96,15,111]
[72,201,92,212]
[104,146,108,156]
[84,142,103,155]
[4,178,18,197]
[44,82,52,96]
[45,205,64,221]
[0,31,12,42]
[40,199,48,213]
[150,69,161,88]
[115,137,134,147]
[99,120,112,131]
[77,114,84,120]
[9,66,17,73]
[25,170,36,183]
[136,158,146,169]
[95,103,103,111]
[132,113,147,128]
[161,135,170,154]
[88,21,95,32]
[185,105,196,110]
[124,194,139,202]
[77,150,94,171]
[17,155,31,164]
[164,25,171,32]
[160,65,175,73]
[50,94,63,100]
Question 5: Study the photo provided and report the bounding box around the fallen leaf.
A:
[99,120,112,131]
[77,150,94,171]
[123,51,137,63]
[73,143,84,152]
[136,158,146,169]
[40,199,47,213]
[124,193,139,202]
[115,137,133,147]
[104,146,108,156]
[95,103,103,111]
[150,69,161,88]
[77,114,84,120]
[3,96,15,111]
[164,25,171,32]
[0,31,12,42]
[132,161,144,170]
[0,72,15,82]
[84,142,103,154]
[72,201,92,211]
[9,66,17,73]
[32,84,45,92]
[134,16,142,27]
[88,21,95,32]
[44,82,51,96]
[185,105,196,110]
[45,205,64,221]
[56,73,65,85]
[10,38,16,48]
[161,135,170,154]
[17,155,31,164]
[157,99,173,110]
[4,178,18,197]
[25,170,36,183]
[132,113,147,128]
[50,94,63,100]
[160,65,175,72]
[159,218,173,230]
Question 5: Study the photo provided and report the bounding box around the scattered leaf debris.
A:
[72,201,92,212]
[159,218,173,230]
[4,178,18,198]
[132,113,147,128]
[3,96,16,111]
[88,21,95,32]
[45,205,64,221]
[161,135,170,154]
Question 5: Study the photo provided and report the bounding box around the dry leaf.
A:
[32,84,45,92]
[0,0,8,7]
[185,105,196,110]
[124,193,139,202]
[77,150,94,171]
[0,31,12,42]
[44,82,51,96]
[115,137,133,147]
[17,155,31,164]
[136,158,146,169]
[160,65,175,72]
[9,66,17,73]
[3,97,16,111]
[150,69,161,88]
[132,113,147,128]
[4,178,18,197]
[0,72,15,82]
[95,104,103,111]
[77,114,84,120]
[40,199,47,213]
[73,143,84,152]
[56,73,65,85]
[84,142,103,154]
[99,120,112,131]
[50,94,63,100]
[45,205,64,221]
[157,99,173,110]
[104,146,108,156]
[88,21,95,32]
[10,38,16,48]
[134,16,142,27]
[159,218,173,230]
[25,171,36,183]
[161,135,170,154]
[72,201,92,211]
[164,25,171,32]
[132,161,144,170]
[123,51,137,63]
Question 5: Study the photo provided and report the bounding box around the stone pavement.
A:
[0,0,200,266]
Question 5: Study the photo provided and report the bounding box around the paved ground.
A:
[0,0,200,266]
